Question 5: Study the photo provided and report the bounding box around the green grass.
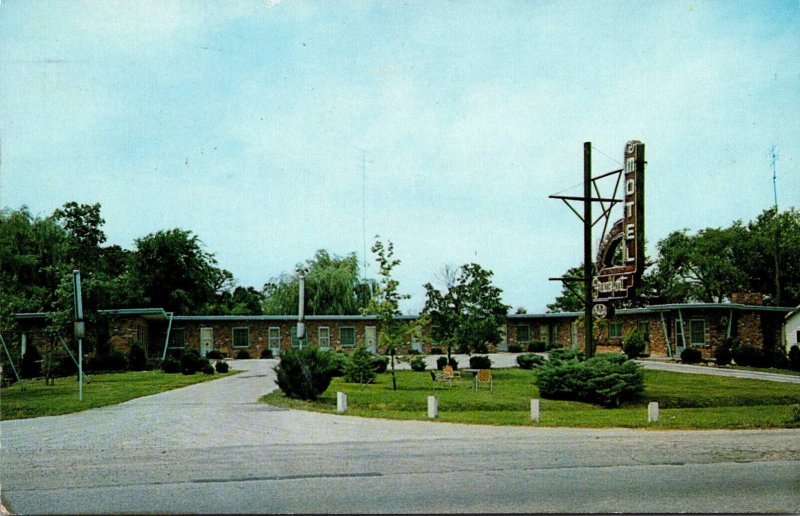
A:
[1,370,238,420]
[262,368,800,429]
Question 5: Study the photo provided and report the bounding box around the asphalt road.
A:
[2,359,799,514]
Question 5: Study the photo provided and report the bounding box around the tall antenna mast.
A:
[770,145,779,210]
[362,149,367,283]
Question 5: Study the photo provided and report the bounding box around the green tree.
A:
[262,249,375,315]
[362,237,410,391]
[423,263,509,356]
[131,229,224,314]
[546,264,592,312]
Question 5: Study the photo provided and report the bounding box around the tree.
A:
[546,264,591,312]
[423,263,509,356]
[262,249,375,315]
[131,229,223,314]
[362,237,410,391]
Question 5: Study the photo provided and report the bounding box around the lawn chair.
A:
[430,369,452,388]
[443,365,461,384]
[475,369,492,391]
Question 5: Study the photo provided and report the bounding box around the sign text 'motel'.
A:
[593,140,645,303]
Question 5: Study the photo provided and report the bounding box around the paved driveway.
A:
[2,359,799,514]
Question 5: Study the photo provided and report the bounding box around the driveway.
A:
[2,359,799,513]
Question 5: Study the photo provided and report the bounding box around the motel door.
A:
[365,326,377,353]
[571,321,579,350]
[199,327,214,357]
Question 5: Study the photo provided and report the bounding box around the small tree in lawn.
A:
[362,236,409,391]
[423,263,510,358]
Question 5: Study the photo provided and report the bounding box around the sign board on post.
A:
[593,141,645,306]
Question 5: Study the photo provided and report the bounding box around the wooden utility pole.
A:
[583,142,594,358]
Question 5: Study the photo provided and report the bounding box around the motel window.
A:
[232,327,250,348]
[609,321,622,339]
[341,327,356,348]
[516,325,531,344]
[319,327,331,349]
[268,327,281,349]
[689,319,706,346]
[169,328,186,348]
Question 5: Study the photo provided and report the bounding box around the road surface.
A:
[2,359,798,513]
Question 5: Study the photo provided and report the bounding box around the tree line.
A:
[548,207,800,311]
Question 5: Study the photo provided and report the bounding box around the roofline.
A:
[172,314,420,322]
[97,308,170,320]
[14,312,48,320]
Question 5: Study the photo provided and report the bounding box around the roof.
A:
[97,308,170,320]
[510,303,793,320]
[14,312,48,320]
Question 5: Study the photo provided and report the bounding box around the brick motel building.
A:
[14,295,794,362]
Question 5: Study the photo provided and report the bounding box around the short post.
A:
[337,392,348,413]
[530,399,540,422]
[427,396,438,419]
[648,401,659,423]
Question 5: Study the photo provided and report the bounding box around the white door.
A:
[365,326,377,353]
[200,327,213,357]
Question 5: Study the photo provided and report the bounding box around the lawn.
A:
[261,368,800,429]
[1,370,238,420]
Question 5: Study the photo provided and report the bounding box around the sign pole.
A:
[73,270,85,401]
[583,142,594,358]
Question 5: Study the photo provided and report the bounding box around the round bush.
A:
[215,360,230,373]
[516,353,545,370]
[622,330,645,359]
[714,345,733,366]
[469,355,492,369]
[536,354,644,407]
[274,348,336,400]
[331,352,350,377]
[732,344,770,368]
[260,348,274,359]
[206,350,223,360]
[180,349,204,375]
[235,350,251,360]
[371,355,389,374]
[201,361,215,375]
[436,356,448,370]
[789,345,800,371]
[344,348,377,384]
[127,343,148,371]
[527,341,547,353]
[161,356,180,374]
[508,344,523,353]
[409,355,427,371]
[680,347,703,364]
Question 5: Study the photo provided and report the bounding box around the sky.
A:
[1,0,798,314]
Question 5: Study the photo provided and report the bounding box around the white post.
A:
[648,401,659,423]
[427,396,438,419]
[337,391,348,413]
[530,399,540,422]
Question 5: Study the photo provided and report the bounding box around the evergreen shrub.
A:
[206,350,223,360]
[371,355,389,373]
[536,353,644,407]
[409,355,427,371]
[235,350,251,360]
[789,345,800,371]
[622,330,645,359]
[161,356,180,374]
[331,352,350,377]
[548,348,585,363]
[714,345,733,366]
[260,348,273,359]
[516,353,546,369]
[274,347,336,400]
[180,349,203,375]
[527,341,547,353]
[469,355,492,369]
[732,344,770,368]
[344,347,376,385]
[508,344,523,353]
[127,343,148,371]
[215,360,229,373]
[680,347,702,364]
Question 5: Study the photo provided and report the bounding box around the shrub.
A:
[260,348,273,359]
[201,361,215,374]
[430,347,443,355]
[87,350,127,373]
[20,344,42,379]
[448,357,459,370]
[161,356,180,374]
[344,347,377,385]
[409,349,422,355]
[793,404,800,422]
[508,344,523,353]
[215,360,230,373]
[331,352,350,377]
[680,347,702,364]
[732,344,771,368]
[622,330,645,359]
[180,349,203,375]
[274,347,336,401]
[436,356,448,370]
[536,354,644,407]
[409,355,427,372]
[516,353,546,370]
[548,348,585,363]
[371,355,390,374]
[469,355,492,369]
[127,343,148,371]
[472,342,489,354]
[714,345,733,366]
[789,345,800,371]
[206,350,223,360]
[527,341,547,353]
[146,357,162,371]
[235,350,251,360]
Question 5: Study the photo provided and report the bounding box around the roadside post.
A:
[73,270,85,401]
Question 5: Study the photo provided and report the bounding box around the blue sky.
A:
[1,0,798,314]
